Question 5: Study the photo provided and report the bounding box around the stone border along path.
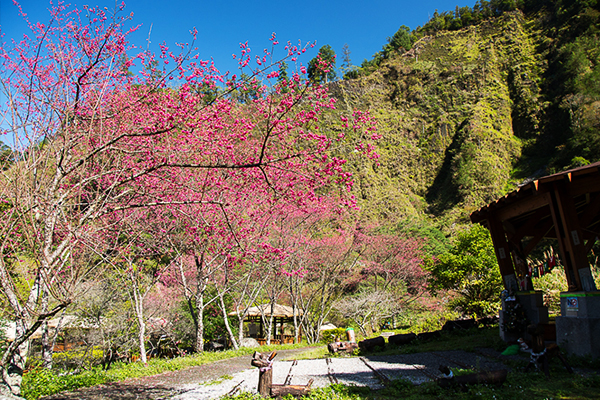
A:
[43,348,512,400]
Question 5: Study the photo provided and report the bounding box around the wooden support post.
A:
[548,181,597,291]
[251,350,277,397]
[487,215,518,292]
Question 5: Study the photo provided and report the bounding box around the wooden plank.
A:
[549,183,585,290]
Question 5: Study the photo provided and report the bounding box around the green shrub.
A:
[532,266,567,316]
[320,328,348,344]
[51,347,104,371]
[425,225,502,317]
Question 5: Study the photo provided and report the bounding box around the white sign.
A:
[571,230,580,246]
[498,247,506,259]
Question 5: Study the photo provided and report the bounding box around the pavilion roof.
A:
[229,304,303,318]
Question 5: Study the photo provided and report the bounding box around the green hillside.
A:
[330,1,600,232]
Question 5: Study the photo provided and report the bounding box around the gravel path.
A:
[43,348,511,400]
[172,349,510,399]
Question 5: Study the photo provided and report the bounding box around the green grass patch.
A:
[290,346,331,360]
[203,374,234,386]
[21,342,312,400]
[223,370,600,400]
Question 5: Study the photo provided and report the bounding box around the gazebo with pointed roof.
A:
[230,304,303,345]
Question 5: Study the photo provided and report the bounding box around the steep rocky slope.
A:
[330,8,598,232]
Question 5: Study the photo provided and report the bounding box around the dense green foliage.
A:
[425,225,502,316]
[320,328,348,344]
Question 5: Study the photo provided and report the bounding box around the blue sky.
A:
[1,0,477,76]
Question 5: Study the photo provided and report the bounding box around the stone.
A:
[240,337,260,348]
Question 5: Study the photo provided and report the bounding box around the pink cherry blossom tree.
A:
[0,2,376,396]
[335,227,428,334]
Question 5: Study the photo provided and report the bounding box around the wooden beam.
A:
[522,219,555,257]
[507,207,548,247]
[547,186,579,291]
[496,192,552,223]
[549,181,595,291]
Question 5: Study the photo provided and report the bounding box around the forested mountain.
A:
[330,0,600,233]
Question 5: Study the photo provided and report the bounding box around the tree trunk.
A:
[237,314,245,345]
[0,323,29,398]
[0,301,69,398]
[130,269,147,365]
[138,322,147,365]
[194,253,207,354]
[41,286,53,369]
[0,275,39,397]
[251,351,277,397]
[289,275,300,344]
[266,302,275,346]
[195,292,204,354]
[292,304,299,344]
[219,292,238,349]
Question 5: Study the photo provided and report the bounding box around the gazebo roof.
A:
[471,161,600,227]
[229,304,303,318]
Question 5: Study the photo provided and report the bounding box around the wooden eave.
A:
[471,161,600,227]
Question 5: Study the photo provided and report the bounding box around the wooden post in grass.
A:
[251,350,277,397]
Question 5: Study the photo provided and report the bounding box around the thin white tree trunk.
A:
[195,292,204,353]
[218,292,238,349]
[131,271,147,364]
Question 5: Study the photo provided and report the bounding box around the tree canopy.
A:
[307,44,337,83]
[425,225,502,317]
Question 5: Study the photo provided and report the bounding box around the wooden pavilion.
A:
[470,161,600,358]
[231,304,303,345]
